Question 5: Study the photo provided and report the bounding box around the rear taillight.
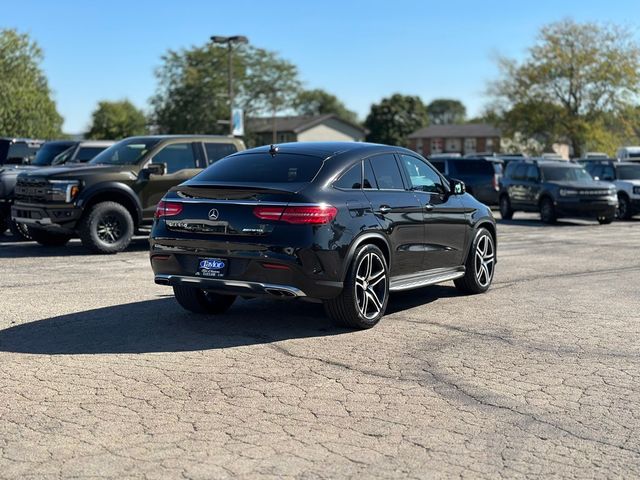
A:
[253,204,337,225]
[155,201,183,218]
[493,174,500,191]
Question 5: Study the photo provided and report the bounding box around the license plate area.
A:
[196,258,228,278]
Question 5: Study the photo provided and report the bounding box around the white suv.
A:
[585,161,640,219]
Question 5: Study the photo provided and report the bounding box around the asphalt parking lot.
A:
[1,213,639,479]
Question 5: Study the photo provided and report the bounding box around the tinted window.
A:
[617,164,640,180]
[369,154,404,189]
[334,163,362,189]
[449,160,494,175]
[91,138,160,165]
[541,166,592,182]
[526,165,539,182]
[363,159,377,189]
[512,164,528,181]
[195,152,324,183]
[600,165,615,181]
[151,143,197,174]
[585,164,600,177]
[430,160,446,174]
[204,142,238,165]
[33,142,75,166]
[51,146,75,165]
[399,154,444,193]
[75,146,107,162]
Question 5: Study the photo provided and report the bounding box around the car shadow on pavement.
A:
[0,236,150,258]
[0,297,346,355]
[0,286,456,355]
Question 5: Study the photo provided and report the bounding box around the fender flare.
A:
[341,231,391,281]
[76,182,143,224]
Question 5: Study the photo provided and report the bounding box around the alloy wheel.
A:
[354,252,387,320]
[96,214,123,244]
[617,196,628,219]
[474,234,495,288]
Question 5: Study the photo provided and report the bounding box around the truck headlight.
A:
[46,180,80,203]
[559,188,578,196]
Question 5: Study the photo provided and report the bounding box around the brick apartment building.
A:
[408,124,501,156]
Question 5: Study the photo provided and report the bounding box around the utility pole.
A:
[210,35,248,136]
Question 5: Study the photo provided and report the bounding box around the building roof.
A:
[247,114,367,135]
[409,123,501,139]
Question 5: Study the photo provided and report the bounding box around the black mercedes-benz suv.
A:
[150,142,497,329]
[499,159,617,224]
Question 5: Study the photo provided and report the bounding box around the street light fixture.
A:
[210,35,249,136]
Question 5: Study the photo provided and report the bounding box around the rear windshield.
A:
[542,166,592,182]
[449,160,494,175]
[32,143,74,166]
[194,152,324,183]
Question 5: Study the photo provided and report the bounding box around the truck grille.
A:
[15,177,48,202]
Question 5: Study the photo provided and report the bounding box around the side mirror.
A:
[448,178,466,195]
[146,163,166,176]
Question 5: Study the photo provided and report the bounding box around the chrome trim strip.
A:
[154,274,307,297]
[389,267,465,292]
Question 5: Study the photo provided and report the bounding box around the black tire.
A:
[597,215,614,225]
[323,244,389,329]
[30,228,72,246]
[540,197,556,224]
[0,215,8,236]
[9,221,32,241]
[173,285,236,314]
[499,195,514,220]
[454,228,496,295]
[617,193,631,220]
[79,201,134,254]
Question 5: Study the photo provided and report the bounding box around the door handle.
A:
[378,205,392,214]
[424,204,434,211]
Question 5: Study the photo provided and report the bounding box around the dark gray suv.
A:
[499,160,617,224]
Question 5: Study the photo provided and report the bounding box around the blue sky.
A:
[3,0,640,133]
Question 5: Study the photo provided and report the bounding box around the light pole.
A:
[211,35,248,136]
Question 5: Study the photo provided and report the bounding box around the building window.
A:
[416,139,423,154]
[431,138,443,154]
[486,138,494,153]
[464,138,476,154]
[445,138,461,153]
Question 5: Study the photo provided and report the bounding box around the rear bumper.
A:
[150,238,344,300]
[155,274,307,298]
[11,202,81,233]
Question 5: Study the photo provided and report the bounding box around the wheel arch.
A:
[341,231,391,281]
[464,218,497,265]
[77,183,142,227]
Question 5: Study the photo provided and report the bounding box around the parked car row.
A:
[0,140,115,238]
[9,135,245,252]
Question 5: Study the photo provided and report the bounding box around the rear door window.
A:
[363,159,378,189]
[151,143,197,174]
[195,152,324,183]
[204,142,238,165]
[526,165,539,182]
[369,154,405,190]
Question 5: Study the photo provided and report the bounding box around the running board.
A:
[389,267,465,292]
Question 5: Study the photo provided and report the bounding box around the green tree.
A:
[0,29,63,138]
[426,99,466,124]
[86,100,147,139]
[293,88,358,123]
[364,94,428,146]
[489,19,640,157]
[151,41,301,135]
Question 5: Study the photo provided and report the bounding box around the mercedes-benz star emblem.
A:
[208,208,219,220]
